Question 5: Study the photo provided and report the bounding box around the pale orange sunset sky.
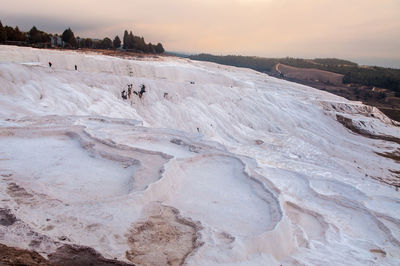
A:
[1,0,399,67]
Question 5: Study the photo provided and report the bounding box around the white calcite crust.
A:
[0,46,399,265]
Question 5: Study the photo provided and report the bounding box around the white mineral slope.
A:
[0,45,399,265]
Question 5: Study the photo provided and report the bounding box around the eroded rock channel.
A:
[125,204,202,266]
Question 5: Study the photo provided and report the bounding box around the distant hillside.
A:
[189,53,400,122]
[189,54,400,94]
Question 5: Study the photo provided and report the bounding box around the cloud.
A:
[0,13,109,34]
[0,0,399,61]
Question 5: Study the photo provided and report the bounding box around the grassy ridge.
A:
[189,54,400,93]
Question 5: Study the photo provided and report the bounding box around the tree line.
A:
[0,21,49,44]
[0,20,164,54]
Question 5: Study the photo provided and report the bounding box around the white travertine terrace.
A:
[0,46,399,265]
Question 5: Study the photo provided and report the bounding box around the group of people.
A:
[47,61,147,102]
[121,84,146,100]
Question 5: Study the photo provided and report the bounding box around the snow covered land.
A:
[0,45,399,265]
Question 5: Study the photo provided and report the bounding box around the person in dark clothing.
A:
[75,65,77,71]
[48,62,52,67]
[140,84,146,93]
[127,84,132,99]
[121,90,127,100]
[138,84,146,99]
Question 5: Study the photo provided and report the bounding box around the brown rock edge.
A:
[125,204,203,266]
[0,243,133,266]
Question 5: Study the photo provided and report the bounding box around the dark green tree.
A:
[28,26,41,43]
[133,36,147,51]
[100,37,113,49]
[77,37,83,48]
[113,35,121,49]
[8,26,27,42]
[86,38,93,48]
[4,26,15,41]
[0,21,6,42]
[128,31,134,49]
[123,30,129,49]
[92,39,102,49]
[62,28,77,48]
[155,43,165,53]
[147,43,156,53]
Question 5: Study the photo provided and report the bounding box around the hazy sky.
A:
[1,0,399,67]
